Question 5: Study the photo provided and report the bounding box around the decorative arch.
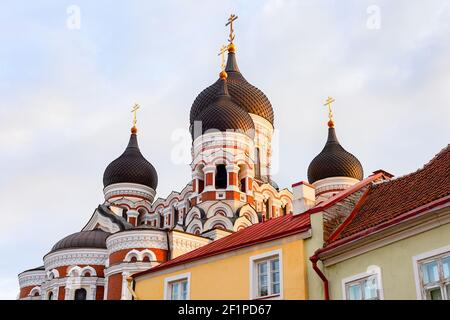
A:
[185,206,205,226]
[233,216,252,232]
[204,215,234,232]
[185,218,203,235]
[124,249,141,262]
[81,266,97,277]
[237,204,259,224]
[140,249,157,262]
[47,268,59,280]
[29,286,41,297]
[67,266,82,277]
[206,202,234,219]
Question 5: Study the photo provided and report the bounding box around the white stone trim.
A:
[104,182,156,202]
[313,176,360,196]
[249,249,283,300]
[106,230,168,254]
[123,249,157,262]
[206,202,234,218]
[44,249,108,271]
[28,286,41,297]
[82,208,122,233]
[412,244,450,300]
[164,273,191,300]
[104,261,155,277]
[341,265,384,300]
[18,270,45,288]
[203,215,234,232]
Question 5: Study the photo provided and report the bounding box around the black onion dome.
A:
[191,77,255,140]
[308,127,364,184]
[103,133,158,189]
[50,229,110,253]
[190,51,274,126]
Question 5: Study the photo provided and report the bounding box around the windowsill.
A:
[253,294,281,300]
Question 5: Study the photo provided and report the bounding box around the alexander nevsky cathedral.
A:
[18,16,365,300]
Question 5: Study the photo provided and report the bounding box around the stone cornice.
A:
[44,249,108,271]
[106,230,168,254]
[18,270,45,288]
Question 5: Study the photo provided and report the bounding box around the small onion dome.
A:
[190,50,274,127]
[50,229,110,253]
[191,75,255,140]
[307,127,364,184]
[103,131,158,190]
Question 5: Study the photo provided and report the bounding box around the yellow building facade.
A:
[133,213,311,300]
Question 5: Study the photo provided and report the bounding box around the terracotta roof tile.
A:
[331,145,450,243]
[133,213,310,278]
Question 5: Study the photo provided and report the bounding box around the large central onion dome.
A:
[190,46,274,127]
[103,130,158,190]
[50,229,110,253]
[191,71,255,140]
[308,126,364,184]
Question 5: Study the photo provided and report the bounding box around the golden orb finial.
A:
[219,70,228,80]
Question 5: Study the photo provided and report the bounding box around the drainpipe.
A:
[126,276,139,300]
[309,255,330,300]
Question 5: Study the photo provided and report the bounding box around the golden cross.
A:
[218,44,228,71]
[225,14,238,44]
[323,97,335,127]
[131,103,140,127]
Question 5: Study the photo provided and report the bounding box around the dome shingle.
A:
[308,127,363,184]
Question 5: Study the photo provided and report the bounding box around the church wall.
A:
[19,285,35,299]
[96,285,104,300]
[106,273,123,300]
[57,286,65,300]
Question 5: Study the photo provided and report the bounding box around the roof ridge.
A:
[371,144,449,189]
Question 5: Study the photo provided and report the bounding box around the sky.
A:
[1,0,449,299]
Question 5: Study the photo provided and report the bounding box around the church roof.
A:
[103,132,158,190]
[191,76,255,140]
[133,213,310,278]
[319,145,450,252]
[50,229,110,253]
[308,127,363,183]
[190,50,274,127]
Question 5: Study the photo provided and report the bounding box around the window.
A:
[164,273,190,300]
[250,250,283,299]
[345,275,379,300]
[415,250,450,300]
[47,291,53,300]
[256,258,280,297]
[169,280,188,300]
[215,164,227,189]
[255,147,261,178]
[342,266,383,300]
[74,288,87,300]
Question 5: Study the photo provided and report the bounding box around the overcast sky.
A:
[1,0,449,299]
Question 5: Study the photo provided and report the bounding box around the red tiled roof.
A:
[305,171,388,214]
[133,213,311,278]
[324,145,450,248]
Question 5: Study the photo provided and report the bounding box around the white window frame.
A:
[164,273,191,300]
[412,244,450,300]
[249,249,283,300]
[341,265,384,300]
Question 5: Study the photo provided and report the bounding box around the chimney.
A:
[292,181,316,215]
